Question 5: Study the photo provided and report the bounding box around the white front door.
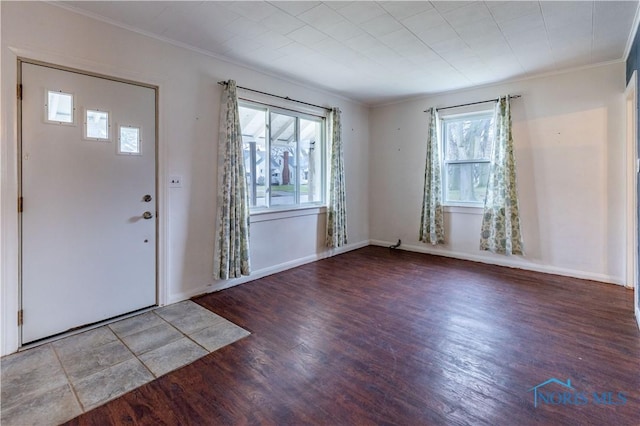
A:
[20,62,157,344]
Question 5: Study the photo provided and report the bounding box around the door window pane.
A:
[85,109,109,140]
[118,126,141,155]
[46,91,74,124]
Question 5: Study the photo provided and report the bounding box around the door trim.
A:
[625,70,640,329]
[17,58,161,347]
[19,58,158,90]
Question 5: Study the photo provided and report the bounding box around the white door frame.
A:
[625,70,640,329]
[1,46,168,355]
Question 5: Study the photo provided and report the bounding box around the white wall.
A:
[0,2,370,355]
[370,62,627,284]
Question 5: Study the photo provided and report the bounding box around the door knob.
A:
[143,211,153,219]
[143,194,152,202]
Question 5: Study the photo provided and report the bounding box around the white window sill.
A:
[250,205,327,223]
[443,205,484,215]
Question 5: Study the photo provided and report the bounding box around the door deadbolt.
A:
[143,211,153,219]
[143,194,152,202]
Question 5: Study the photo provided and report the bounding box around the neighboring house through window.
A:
[238,101,326,211]
[440,109,495,206]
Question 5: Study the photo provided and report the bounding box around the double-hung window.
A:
[238,101,326,211]
[441,110,495,206]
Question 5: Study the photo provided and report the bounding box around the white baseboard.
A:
[166,240,370,304]
[168,238,627,305]
[369,239,625,286]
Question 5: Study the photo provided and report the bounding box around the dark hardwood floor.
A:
[66,246,640,425]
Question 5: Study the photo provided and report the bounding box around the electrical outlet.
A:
[169,175,183,188]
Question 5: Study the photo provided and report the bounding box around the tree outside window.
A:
[441,111,494,206]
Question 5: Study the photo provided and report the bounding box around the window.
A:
[45,90,74,124]
[84,109,110,141]
[238,102,325,210]
[441,110,494,206]
[118,125,141,155]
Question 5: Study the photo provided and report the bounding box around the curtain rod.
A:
[423,95,521,113]
[218,81,332,112]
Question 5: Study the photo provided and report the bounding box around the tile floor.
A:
[1,300,250,425]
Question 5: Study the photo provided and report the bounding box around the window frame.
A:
[440,108,495,208]
[238,99,328,214]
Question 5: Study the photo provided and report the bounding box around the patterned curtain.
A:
[326,107,348,248]
[480,96,524,255]
[419,108,445,245]
[214,80,251,279]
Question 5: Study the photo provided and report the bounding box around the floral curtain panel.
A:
[214,80,251,279]
[419,107,445,245]
[326,107,348,248]
[480,96,524,255]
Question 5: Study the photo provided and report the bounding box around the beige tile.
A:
[109,311,166,338]
[155,301,228,335]
[0,383,81,426]
[120,322,183,355]
[57,340,134,382]
[1,344,54,378]
[1,344,68,408]
[52,327,118,359]
[73,358,153,411]
[138,337,208,377]
[189,322,250,352]
[153,300,194,323]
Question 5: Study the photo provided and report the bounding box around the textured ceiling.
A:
[60,1,639,105]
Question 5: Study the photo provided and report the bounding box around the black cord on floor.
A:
[389,239,401,249]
